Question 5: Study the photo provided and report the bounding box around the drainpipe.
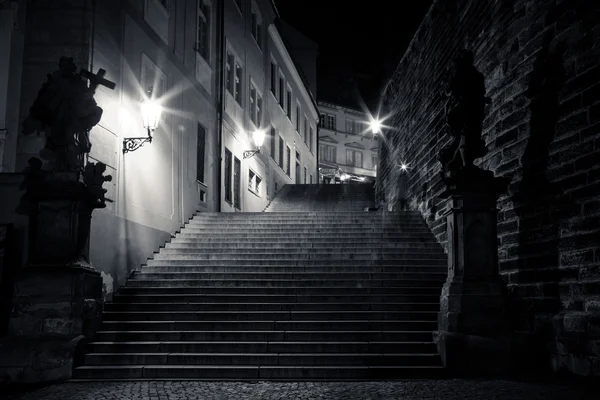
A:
[315,122,319,184]
[215,0,225,212]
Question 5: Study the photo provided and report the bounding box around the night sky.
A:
[275,0,434,111]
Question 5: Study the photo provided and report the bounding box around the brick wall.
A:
[379,0,600,376]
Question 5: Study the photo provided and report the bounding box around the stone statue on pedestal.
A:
[439,50,491,176]
[16,57,116,268]
[435,50,513,375]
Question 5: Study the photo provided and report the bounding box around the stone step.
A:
[101,311,438,322]
[165,242,442,249]
[150,254,446,262]
[83,352,441,366]
[157,248,445,255]
[145,259,447,267]
[179,227,432,234]
[93,330,436,342]
[141,265,447,273]
[112,293,441,303]
[124,279,446,288]
[132,272,448,281]
[115,287,442,296]
[100,320,438,331]
[72,365,446,380]
[104,302,440,312]
[86,341,438,353]
[171,235,438,242]
[185,221,427,227]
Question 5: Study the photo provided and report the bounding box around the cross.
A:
[80,68,116,92]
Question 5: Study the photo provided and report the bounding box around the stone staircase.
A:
[73,184,448,380]
[266,183,376,212]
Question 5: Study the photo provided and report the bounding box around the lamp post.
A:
[123,87,162,154]
[243,129,265,159]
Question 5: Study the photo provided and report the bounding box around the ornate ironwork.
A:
[243,149,260,159]
[123,136,153,154]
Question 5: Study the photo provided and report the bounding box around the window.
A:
[319,114,325,127]
[196,1,210,62]
[303,115,308,143]
[309,126,314,152]
[251,6,262,48]
[319,145,336,163]
[326,114,335,130]
[304,166,307,184]
[234,62,242,104]
[270,61,277,95]
[249,83,262,126]
[225,51,234,96]
[346,118,355,133]
[270,125,276,161]
[346,149,363,168]
[296,104,301,132]
[224,148,232,203]
[279,136,284,169]
[372,155,378,171]
[248,169,262,194]
[279,74,284,108]
[286,87,292,119]
[286,145,291,176]
[234,156,241,208]
[196,123,206,183]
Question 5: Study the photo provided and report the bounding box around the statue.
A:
[15,57,116,269]
[439,50,491,176]
[22,56,114,173]
[83,161,113,208]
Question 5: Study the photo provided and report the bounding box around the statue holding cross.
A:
[22,56,116,173]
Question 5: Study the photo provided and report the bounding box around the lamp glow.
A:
[141,100,162,132]
[252,129,265,148]
[369,118,382,134]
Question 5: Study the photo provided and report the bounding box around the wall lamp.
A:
[243,129,265,159]
[123,87,162,154]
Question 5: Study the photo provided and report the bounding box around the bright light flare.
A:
[369,118,382,134]
[252,129,266,147]
[141,99,162,131]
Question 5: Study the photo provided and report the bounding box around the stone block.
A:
[563,312,591,333]
[42,318,73,336]
[8,316,42,336]
[433,331,512,376]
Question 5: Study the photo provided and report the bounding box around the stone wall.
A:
[379,0,600,376]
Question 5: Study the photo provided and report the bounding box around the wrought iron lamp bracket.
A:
[123,128,153,154]
[243,149,260,159]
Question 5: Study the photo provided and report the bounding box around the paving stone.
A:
[1,380,597,400]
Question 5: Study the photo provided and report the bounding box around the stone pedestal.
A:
[434,166,512,375]
[0,173,103,385]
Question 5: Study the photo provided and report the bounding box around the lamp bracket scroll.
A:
[123,135,153,154]
[243,149,260,159]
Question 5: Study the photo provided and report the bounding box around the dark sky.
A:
[275,0,434,111]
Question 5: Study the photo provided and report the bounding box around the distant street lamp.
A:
[123,87,162,154]
[243,129,265,159]
[369,118,382,136]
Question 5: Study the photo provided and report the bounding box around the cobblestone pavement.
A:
[1,379,597,400]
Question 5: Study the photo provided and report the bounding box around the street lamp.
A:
[243,129,265,159]
[369,118,382,136]
[123,87,162,154]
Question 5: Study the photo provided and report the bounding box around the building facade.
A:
[220,0,318,212]
[0,0,317,298]
[317,101,378,184]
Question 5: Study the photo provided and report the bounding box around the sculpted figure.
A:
[22,56,104,172]
[83,161,113,208]
[439,50,491,174]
